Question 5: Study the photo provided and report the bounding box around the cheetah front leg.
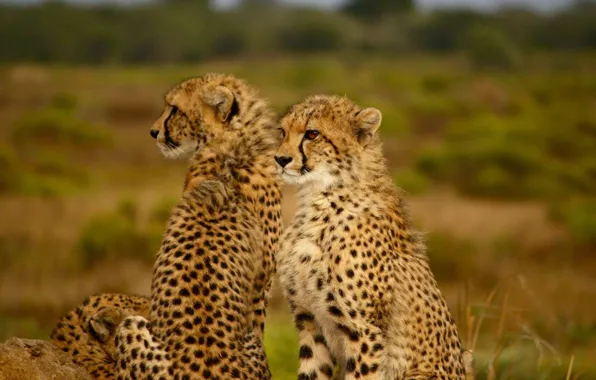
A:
[317,293,385,380]
[339,323,384,380]
[113,316,171,380]
[293,308,335,380]
[243,328,272,380]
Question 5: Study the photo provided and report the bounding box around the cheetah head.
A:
[275,95,382,187]
[150,73,241,159]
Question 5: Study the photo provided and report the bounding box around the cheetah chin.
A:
[158,140,197,159]
[279,168,337,188]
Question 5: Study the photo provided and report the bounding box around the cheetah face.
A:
[150,75,239,159]
[275,95,382,187]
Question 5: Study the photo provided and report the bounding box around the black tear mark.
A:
[164,106,178,147]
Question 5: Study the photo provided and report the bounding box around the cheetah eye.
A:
[277,128,286,139]
[170,105,189,120]
[304,130,320,140]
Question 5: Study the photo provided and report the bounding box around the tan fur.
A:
[111,74,282,380]
[51,74,282,380]
[50,294,150,380]
[276,95,473,380]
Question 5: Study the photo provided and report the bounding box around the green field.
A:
[0,55,595,379]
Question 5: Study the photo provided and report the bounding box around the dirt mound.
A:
[0,337,90,380]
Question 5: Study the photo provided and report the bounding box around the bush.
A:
[416,141,546,199]
[0,315,48,341]
[277,12,345,53]
[49,92,79,112]
[414,10,486,52]
[549,198,596,248]
[16,172,87,197]
[76,200,156,269]
[210,29,248,57]
[150,196,178,226]
[462,25,520,69]
[31,151,88,183]
[11,108,112,147]
[415,110,596,199]
[395,168,429,195]
[0,144,90,196]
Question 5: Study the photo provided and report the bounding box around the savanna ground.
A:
[0,55,595,379]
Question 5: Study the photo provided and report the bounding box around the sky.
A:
[0,0,577,12]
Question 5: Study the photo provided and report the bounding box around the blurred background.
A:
[0,0,595,378]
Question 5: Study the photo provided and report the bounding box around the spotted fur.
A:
[51,293,150,379]
[275,95,473,380]
[112,74,282,379]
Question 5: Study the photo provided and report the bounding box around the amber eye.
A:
[304,130,320,140]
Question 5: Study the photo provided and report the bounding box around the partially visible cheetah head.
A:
[150,73,249,159]
[50,293,149,377]
[275,95,382,186]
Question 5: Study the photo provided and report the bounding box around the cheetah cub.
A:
[98,74,281,380]
[276,95,472,380]
[51,294,149,380]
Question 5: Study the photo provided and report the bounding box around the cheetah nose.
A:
[275,156,293,168]
[150,129,159,139]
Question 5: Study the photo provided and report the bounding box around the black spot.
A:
[360,363,369,375]
[328,306,343,317]
[346,357,356,372]
[299,345,314,359]
[320,364,333,377]
[337,324,359,341]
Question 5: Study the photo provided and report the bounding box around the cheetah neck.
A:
[184,113,279,195]
[296,144,394,208]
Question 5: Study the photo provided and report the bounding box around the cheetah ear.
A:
[88,317,113,343]
[354,107,382,145]
[87,309,121,343]
[203,85,238,123]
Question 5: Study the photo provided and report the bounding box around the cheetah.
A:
[50,293,150,379]
[105,73,282,379]
[50,73,259,378]
[275,95,473,379]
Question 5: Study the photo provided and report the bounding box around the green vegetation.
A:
[264,313,299,380]
[0,315,47,342]
[0,143,91,196]
[76,199,163,269]
[0,1,594,64]
[415,95,596,200]
[462,25,520,69]
[12,108,111,148]
[395,168,430,195]
[0,103,112,196]
[549,198,596,249]
[0,145,20,193]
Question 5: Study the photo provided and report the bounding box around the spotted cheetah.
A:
[50,293,150,379]
[275,95,473,379]
[104,74,282,380]
[51,73,262,379]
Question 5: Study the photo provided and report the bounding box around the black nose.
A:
[150,129,159,139]
[275,156,292,168]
